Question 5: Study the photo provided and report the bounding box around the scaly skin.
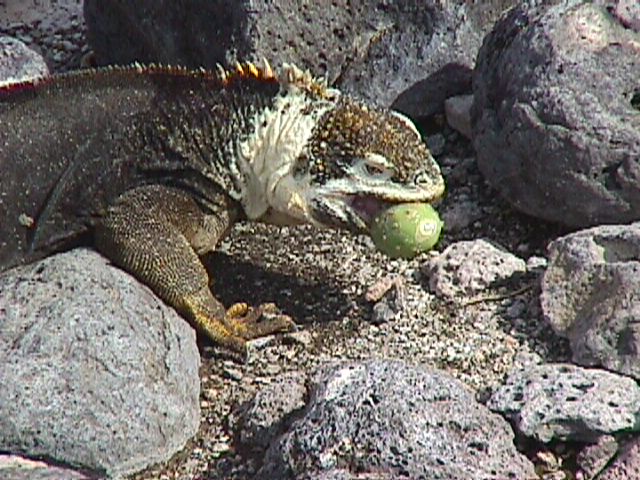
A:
[0,61,445,356]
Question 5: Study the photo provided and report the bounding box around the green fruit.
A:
[370,203,443,259]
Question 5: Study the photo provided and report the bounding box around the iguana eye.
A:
[364,163,387,176]
[361,153,393,178]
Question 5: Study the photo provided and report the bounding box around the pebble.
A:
[425,133,446,156]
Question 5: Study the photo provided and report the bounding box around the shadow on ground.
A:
[204,252,351,328]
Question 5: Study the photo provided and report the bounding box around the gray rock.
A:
[370,299,398,325]
[504,299,527,320]
[541,223,640,379]
[444,94,473,139]
[83,0,518,117]
[283,329,314,349]
[607,0,640,31]
[440,156,476,185]
[0,454,90,480]
[425,133,446,157]
[0,36,48,85]
[576,435,619,480]
[232,371,307,451]
[367,277,405,325]
[258,360,535,480]
[424,239,526,300]
[440,199,484,232]
[488,363,640,442]
[597,435,640,480]
[309,469,365,480]
[0,0,87,72]
[472,1,640,228]
[0,249,201,478]
[526,255,547,271]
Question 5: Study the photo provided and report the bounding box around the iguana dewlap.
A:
[0,61,445,356]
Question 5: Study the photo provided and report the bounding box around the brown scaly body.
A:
[0,61,444,356]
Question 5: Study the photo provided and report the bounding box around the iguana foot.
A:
[223,302,296,339]
[185,293,295,358]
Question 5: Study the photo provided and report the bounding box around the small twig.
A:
[461,282,535,307]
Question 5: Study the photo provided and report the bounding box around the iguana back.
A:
[0,66,277,270]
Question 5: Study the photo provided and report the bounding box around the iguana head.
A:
[292,96,445,232]
[234,62,445,233]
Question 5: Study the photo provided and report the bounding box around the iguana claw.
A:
[223,302,296,339]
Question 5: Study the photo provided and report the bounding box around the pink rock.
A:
[598,436,640,480]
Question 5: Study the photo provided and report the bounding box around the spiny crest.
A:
[0,61,266,94]
[0,61,222,95]
[279,62,337,100]
[216,59,337,100]
[0,59,337,101]
[213,58,275,88]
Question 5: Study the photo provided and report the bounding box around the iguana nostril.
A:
[414,168,443,188]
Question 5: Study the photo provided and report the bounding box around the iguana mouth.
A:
[348,195,390,226]
[347,186,442,229]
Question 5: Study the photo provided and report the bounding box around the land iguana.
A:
[0,60,445,356]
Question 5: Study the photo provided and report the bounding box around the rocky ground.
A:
[136,121,567,479]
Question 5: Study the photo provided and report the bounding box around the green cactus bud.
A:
[370,203,443,259]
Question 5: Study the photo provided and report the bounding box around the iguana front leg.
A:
[94,184,295,356]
